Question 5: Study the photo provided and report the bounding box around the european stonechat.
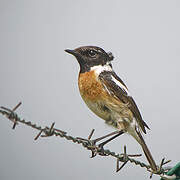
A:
[65,46,157,172]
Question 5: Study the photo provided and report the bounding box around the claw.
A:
[88,141,109,157]
[90,150,97,158]
[97,144,109,156]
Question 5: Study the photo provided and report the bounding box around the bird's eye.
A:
[88,50,97,57]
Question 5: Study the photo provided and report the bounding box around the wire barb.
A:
[12,102,22,111]
[1,102,22,129]
[88,129,95,140]
[41,122,56,137]
[116,145,142,172]
[34,129,44,140]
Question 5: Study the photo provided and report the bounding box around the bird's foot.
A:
[90,141,109,158]
[147,158,171,178]
[77,129,121,158]
[76,137,109,158]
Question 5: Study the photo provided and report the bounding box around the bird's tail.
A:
[130,128,157,172]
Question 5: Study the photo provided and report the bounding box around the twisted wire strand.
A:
[0,105,169,178]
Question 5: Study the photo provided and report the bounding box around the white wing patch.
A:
[111,75,130,96]
[101,81,112,95]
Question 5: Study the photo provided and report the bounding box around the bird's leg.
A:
[78,130,124,157]
[92,130,120,144]
[77,130,119,145]
[98,130,124,148]
[91,130,124,157]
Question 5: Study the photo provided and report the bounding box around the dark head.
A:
[65,46,114,73]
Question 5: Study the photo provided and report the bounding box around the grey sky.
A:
[0,0,180,180]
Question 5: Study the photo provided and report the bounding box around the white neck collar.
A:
[90,62,113,75]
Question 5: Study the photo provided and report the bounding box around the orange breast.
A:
[78,70,106,101]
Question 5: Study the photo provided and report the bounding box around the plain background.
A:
[0,0,180,180]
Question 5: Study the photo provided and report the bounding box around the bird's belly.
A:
[83,98,111,121]
[83,97,131,129]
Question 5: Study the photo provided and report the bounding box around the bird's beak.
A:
[65,49,79,57]
[65,49,83,65]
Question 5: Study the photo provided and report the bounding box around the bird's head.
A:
[65,46,114,73]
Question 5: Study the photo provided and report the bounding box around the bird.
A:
[65,46,157,172]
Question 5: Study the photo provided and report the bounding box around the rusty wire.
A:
[0,102,171,178]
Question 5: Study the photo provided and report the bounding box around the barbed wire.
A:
[0,102,174,179]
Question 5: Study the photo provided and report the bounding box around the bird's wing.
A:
[99,71,149,134]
